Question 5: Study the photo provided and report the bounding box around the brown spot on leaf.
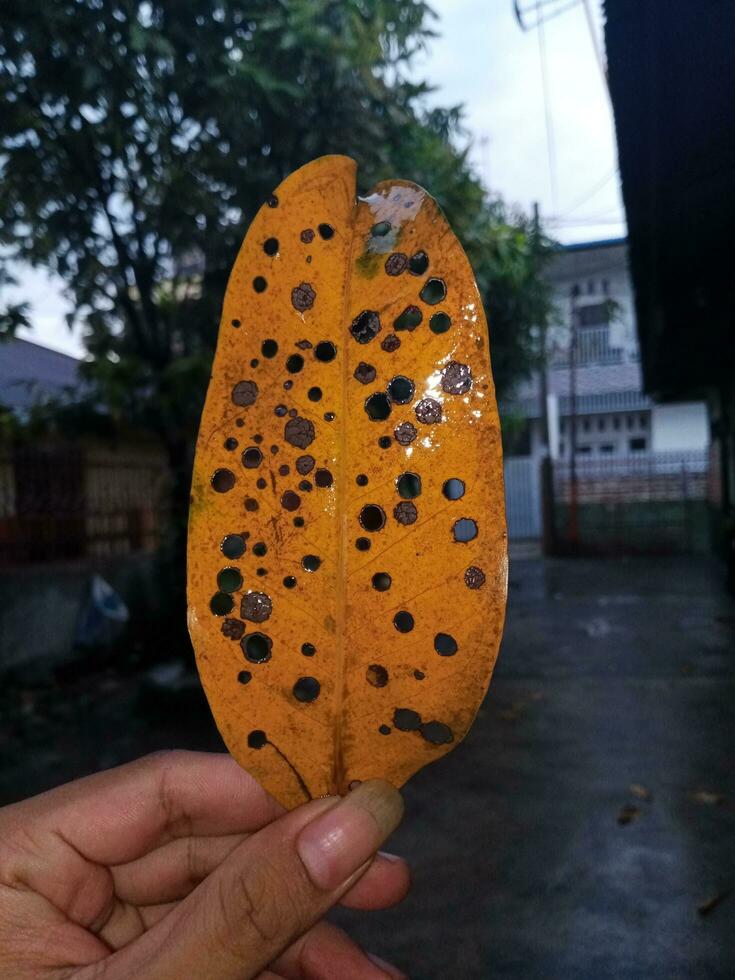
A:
[441,361,473,395]
[415,398,442,424]
[464,566,486,589]
[300,228,315,243]
[291,282,316,312]
[284,416,315,449]
[385,252,408,276]
[231,380,258,407]
[394,421,417,445]
[296,455,315,475]
[221,618,245,640]
[381,334,400,352]
[394,501,418,525]
[354,362,377,385]
[240,592,273,624]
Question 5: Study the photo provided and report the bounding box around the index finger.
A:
[4,750,283,866]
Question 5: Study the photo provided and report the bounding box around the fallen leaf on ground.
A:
[629,783,652,801]
[697,889,731,916]
[617,803,641,825]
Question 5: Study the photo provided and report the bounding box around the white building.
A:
[504,238,710,540]
[512,238,708,462]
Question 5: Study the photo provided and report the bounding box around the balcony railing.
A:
[551,325,634,366]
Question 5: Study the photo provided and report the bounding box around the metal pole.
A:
[569,286,580,546]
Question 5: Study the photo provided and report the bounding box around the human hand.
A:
[0,750,409,979]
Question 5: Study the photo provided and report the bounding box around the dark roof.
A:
[559,237,627,253]
[0,337,82,413]
[605,0,735,397]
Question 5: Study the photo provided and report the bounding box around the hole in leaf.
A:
[430,312,451,334]
[217,567,243,592]
[356,474,368,486]
[434,633,458,656]
[360,504,386,532]
[210,592,234,616]
[293,676,321,702]
[453,518,478,542]
[315,341,337,362]
[262,339,278,358]
[253,276,267,293]
[242,447,263,469]
[253,542,267,557]
[318,223,335,240]
[238,670,252,684]
[248,729,267,748]
[221,534,246,559]
[419,277,446,304]
[379,724,392,735]
[365,392,391,421]
[394,306,422,331]
[387,376,415,404]
[372,572,392,591]
[350,310,381,344]
[263,237,279,256]
[281,491,301,511]
[443,478,465,500]
[245,498,259,512]
[371,221,392,236]
[408,251,429,275]
[302,554,321,572]
[286,354,304,374]
[394,708,421,730]
[393,611,414,633]
[212,469,235,493]
[224,437,238,451]
[314,468,333,488]
[242,632,272,663]
[378,435,392,449]
[355,537,371,551]
[420,721,454,744]
[301,642,316,657]
[396,472,421,499]
[283,576,297,589]
[414,669,426,680]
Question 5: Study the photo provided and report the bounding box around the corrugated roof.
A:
[0,337,82,412]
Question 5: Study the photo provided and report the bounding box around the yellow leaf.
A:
[187,156,507,808]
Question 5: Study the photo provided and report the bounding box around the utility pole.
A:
[568,285,580,547]
[534,202,550,453]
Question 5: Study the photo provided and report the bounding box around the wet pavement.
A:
[1,556,734,978]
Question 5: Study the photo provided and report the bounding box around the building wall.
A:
[651,402,710,453]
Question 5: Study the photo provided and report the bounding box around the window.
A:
[577,445,592,455]
[597,417,606,432]
[578,302,610,327]
[600,444,615,454]
[629,437,647,452]
[626,415,635,430]
[560,419,566,434]
[613,416,621,430]
[582,418,591,433]
[559,441,566,455]
[602,278,609,294]
[639,414,648,428]
[587,280,595,294]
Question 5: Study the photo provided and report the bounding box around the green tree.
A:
[0,0,553,501]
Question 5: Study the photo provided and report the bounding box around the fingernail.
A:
[367,952,408,979]
[377,849,403,863]
[297,779,403,890]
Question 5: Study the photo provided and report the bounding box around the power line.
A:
[536,0,559,212]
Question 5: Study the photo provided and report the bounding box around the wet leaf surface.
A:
[187,156,507,808]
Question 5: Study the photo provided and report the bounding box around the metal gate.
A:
[504,456,542,539]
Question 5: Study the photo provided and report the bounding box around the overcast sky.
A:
[11,0,625,359]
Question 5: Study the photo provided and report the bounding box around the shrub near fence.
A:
[0,444,170,566]
[551,450,710,555]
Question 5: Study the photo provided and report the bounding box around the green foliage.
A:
[1,0,553,465]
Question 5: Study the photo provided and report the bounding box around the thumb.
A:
[100,780,403,980]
